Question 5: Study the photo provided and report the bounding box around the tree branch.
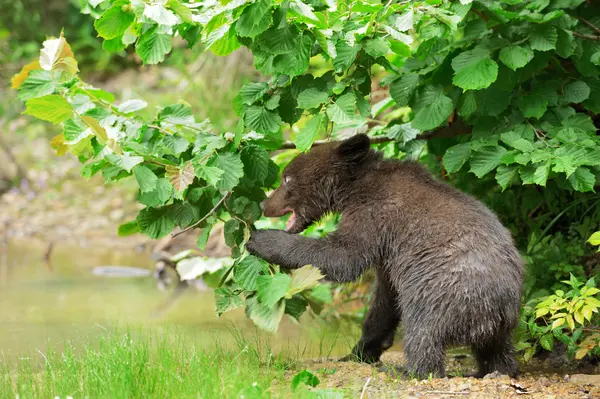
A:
[171,192,230,238]
[579,17,600,35]
[572,31,600,41]
[277,119,472,150]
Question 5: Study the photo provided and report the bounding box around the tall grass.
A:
[0,326,351,399]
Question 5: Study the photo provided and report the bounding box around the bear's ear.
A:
[338,134,371,163]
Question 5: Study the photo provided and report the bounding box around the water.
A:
[0,239,357,359]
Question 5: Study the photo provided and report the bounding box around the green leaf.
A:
[224,219,245,249]
[272,34,313,77]
[209,153,244,191]
[161,135,190,156]
[285,295,309,320]
[533,162,550,186]
[246,296,285,332]
[136,27,172,65]
[105,153,144,172]
[257,273,292,307]
[103,37,126,52]
[389,74,418,107]
[518,94,547,119]
[118,220,140,237]
[169,202,198,229]
[286,265,324,298]
[241,145,270,185]
[540,334,554,351]
[458,91,477,118]
[469,146,507,177]
[239,82,269,105]
[196,224,213,251]
[63,118,92,144]
[326,93,356,124]
[362,38,390,58]
[496,165,519,191]
[443,143,471,173]
[297,88,329,109]
[291,370,320,391]
[210,26,240,57]
[24,94,72,124]
[451,48,498,90]
[411,86,454,131]
[588,232,600,246]
[236,0,272,38]
[138,178,173,207]
[289,0,319,23]
[117,99,148,113]
[386,123,419,143]
[216,287,244,316]
[556,29,575,58]
[244,106,282,134]
[17,70,56,101]
[133,165,158,194]
[563,81,590,104]
[499,45,534,71]
[258,25,299,55]
[94,2,134,40]
[568,167,596,192]
[295,113,324,152]
[500,131,534,152]
[306,284,332,304]
[552,155,578,178]
[159,104,194,124]
[333,41,359,73]
[529,24,557,51]
[234,255,269,291]
[143,4,178,26]
[167,0,193,23]
[196,165,225,186]
[137,206,176,239]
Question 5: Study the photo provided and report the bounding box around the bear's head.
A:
[262,134,374,234]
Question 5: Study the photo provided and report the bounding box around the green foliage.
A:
[518,274,600,362]
[291,370,320,391]
[13,0,600,335]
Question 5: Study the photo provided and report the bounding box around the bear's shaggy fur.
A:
[246,134,524,378]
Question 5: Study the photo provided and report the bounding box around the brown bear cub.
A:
[246,134,524,379]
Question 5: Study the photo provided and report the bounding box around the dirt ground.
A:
[291,351,600,398]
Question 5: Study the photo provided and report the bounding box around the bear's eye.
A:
[284,175,292,185]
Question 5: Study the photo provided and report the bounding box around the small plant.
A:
[588,231,600,252]
[291,370,320,391]
[518,274,600,361]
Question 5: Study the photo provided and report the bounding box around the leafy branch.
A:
[172,192,230,238]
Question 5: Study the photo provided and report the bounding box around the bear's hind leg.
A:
[342,278,399,364]
[403,329,446,379]
[472,334,519,378]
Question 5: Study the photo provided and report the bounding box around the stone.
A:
[457,383,471,391]
[483,371,510,381]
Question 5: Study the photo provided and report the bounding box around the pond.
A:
[0,239,359,360]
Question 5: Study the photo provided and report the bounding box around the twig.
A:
[171,192,230,238]
[360,377,371,399]
[572,32,600,41]
[579,17,600,35]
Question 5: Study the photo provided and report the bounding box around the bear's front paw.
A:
[246,229,286,263]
